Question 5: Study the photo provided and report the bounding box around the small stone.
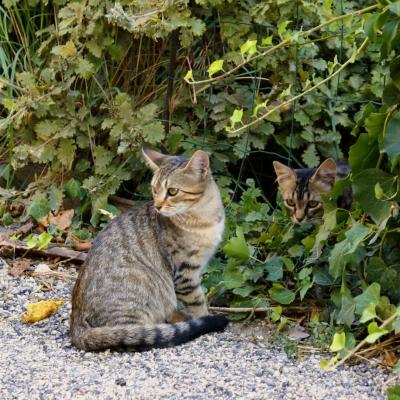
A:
[115,378,126,386]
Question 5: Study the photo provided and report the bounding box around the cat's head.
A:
[273,158,337,224]
[142,148,211,217]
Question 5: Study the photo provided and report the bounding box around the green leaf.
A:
[365,321,389,343]
[302,144,319,167]
[240,40,257,58]
[223,226,250,261]
[74,58,95,79]
[329,332,346,352]
[269,283,295,305]
[48,185,63,211]
[329,223,371,279]
[337,293,355,327]
[264,257,284,282]
[288,244,303,257]
[29,200,50,221]
[374,182,384,199]
[60,40,77,58]
[223,265,245,289]
[261,35,273,46]
[349,133,379,175]
[387,385,400,400]
[184,70,193,82]
[278,20,291,38]
[233,286,256,297]
[37,232,53,250]
[230,109,243,126]
[208,59,224,78]
[383,81,400,106]
[354,283,381,315]
[381,112,400,168]
[64,178,82,199]
[352,169,394,225]
[359,303,377,323]
[143,121,165,144]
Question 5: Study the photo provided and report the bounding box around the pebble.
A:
[0,258,394,399]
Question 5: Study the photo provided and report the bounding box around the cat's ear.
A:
[142,148,166,171]
[273,161,296,187]
[310,158,336,192]
[183,150,209,178]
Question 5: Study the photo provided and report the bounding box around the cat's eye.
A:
[308,200,319,208]
[286,199,295,207]
[167,188,179,196]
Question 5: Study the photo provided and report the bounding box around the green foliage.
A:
[1,0,400,368]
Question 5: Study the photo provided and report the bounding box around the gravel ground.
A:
[0,257,394,400]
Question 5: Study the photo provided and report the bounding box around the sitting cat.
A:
[70,148,228,352]
[273,158,351,224]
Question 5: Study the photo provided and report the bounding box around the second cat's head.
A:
[142,148,212,217]
[273,159,337,224]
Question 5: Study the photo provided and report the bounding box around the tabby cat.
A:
[273,158,351,224]
[70,148,228,352]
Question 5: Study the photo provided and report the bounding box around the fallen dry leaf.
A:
[8,258,31,277]
[287,325,310,341]
[384,351,398,367]
[21,300,64,323]
[72,240,92,251]
[48,209,74,231]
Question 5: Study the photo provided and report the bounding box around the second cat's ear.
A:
[310,158,337,191]
[142,148,166,171]
[183,150,209,178]
[273,161,296,186]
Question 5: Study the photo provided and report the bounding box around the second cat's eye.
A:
[308,200,319,208]
[167,187,179,196]
[286,199,295,207]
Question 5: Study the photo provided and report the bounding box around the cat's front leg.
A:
[175,276,208,318]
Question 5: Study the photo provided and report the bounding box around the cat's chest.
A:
[171,218,224,267]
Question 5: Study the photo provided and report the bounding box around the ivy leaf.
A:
[337,293,355,327]
[365,321,389,343]
[223,265,245,289]
[354,283,381,315]
[184,70,193,82]
[208,59,224,78]
[329,223,371,280]
[240,39,257,58]
[223,226,250,261]
[278,20,291,38]
[359,303,377,323]
[381,112,400,169]
[329,332,346,352]
[264,257,284,282]
[269,283,295,305]
[261,35,273,46]
[229,109,243,129]
[352,169,394,225]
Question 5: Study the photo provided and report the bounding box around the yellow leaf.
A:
[60,41,77,58]
[21,300,64,323]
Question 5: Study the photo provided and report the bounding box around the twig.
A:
[0,238,87,263]
[187,4,378,87]
[209,306,315,313]
[229,37,369,135]
[327,311,399,371]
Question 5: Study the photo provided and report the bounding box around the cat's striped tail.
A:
[71,315,229,352]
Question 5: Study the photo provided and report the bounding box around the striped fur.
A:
[273,159,351,224]
[70,149,228,351]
